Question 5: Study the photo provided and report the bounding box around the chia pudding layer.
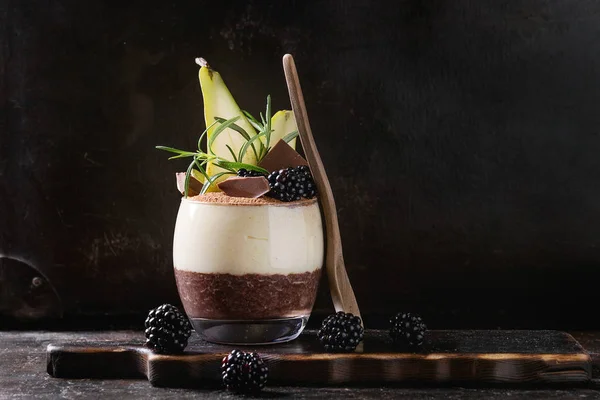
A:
[175,269,321,319]
[173,192,324,321]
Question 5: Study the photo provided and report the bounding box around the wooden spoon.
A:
[282,54,362,320]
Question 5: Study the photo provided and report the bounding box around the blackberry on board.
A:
[144,304,192,354]
[317,311,364,352]
[389,312,427,348]
[266,166,317,202]
[221,349,269,394]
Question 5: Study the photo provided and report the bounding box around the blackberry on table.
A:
[389,312,427,348]
[266,166,317,202]
[221,349,268,394]
[144,304,192,354]
[317,311,364,352]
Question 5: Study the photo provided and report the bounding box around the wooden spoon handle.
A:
[282,54,361,320]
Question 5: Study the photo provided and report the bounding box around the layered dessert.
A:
[157,58,324,344]
[173,193,323,320]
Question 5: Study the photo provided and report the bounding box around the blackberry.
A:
[221,349,268,394]
[317,311,364,352]
[266,165,317,202]
[389,312,427,348]
[237,168,266,178]
[144,304,192,354]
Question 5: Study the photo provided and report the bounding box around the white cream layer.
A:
[173,199,324,275]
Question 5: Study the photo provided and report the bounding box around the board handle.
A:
[46,343,147,379]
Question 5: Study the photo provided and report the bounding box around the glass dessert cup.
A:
[173,194,324,345]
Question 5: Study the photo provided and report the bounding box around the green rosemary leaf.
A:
[281,130,299,144]
[214,117,250,140]
[200,180,209,194]
[246,118,264,132]
[207,116,241,154]
[184,159,196,198]
[225,144,238,162]
[198,120,218,151]
[215,117,260,161]
[241,111,267,155]
[200,171,234,195]
[211,159,236,173]
[168,153,196,160]
[193,158,210,179]
[155,146,195,156]
[242,110,262,126]
[265,95,272,152]
[199,178,211,195]
[238,131,267,163]
[215,159,269,175]
[195,158,207,172]
[246,108,269,158]
[196,159,215,194]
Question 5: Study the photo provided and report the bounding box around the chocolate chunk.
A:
[217,176,270,198]
[176,172,203,196]
[258,139,308,173]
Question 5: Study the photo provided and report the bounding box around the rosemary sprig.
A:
[281,130,299,144]
[207,116,241,155]
[264,95,272,153]
[225,144,238,162]
[214,117,262,161]
[242,110,263,131]
[157,144,268,197]
[157,95,289,197]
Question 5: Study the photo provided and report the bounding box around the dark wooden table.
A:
[3,330,600,399]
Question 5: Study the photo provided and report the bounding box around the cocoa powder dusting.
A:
[186,192,316,207]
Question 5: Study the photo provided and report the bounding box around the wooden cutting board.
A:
[46,329,591,387]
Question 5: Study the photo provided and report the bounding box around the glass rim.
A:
[180,196,319,208]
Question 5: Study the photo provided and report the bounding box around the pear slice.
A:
[190,169,205,184]
[197,58,258,191]
[270,110,298,150]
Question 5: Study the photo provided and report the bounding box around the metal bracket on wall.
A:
[0,256,63,320]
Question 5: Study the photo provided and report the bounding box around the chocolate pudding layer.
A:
[175,269,321,320]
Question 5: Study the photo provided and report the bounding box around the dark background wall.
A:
[2,0,600,328]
